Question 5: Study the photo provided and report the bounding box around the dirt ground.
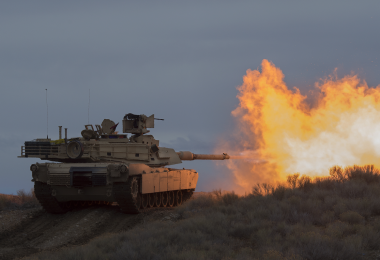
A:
[0,205,176,260]
[2,194,380,260]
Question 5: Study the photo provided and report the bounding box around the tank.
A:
[19,113,230,214]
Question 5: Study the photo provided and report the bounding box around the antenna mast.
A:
[46,89,48,139]
[88,89,90,124]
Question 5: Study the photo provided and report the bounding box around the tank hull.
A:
[32,162,197,214]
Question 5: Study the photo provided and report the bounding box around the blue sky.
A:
[1,1,379,194]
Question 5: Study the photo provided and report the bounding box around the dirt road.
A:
[0,205,173,260]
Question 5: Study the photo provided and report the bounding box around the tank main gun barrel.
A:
[177,151,230,161]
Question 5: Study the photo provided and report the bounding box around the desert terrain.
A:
[2,167,380,260]
[0,198,178,260]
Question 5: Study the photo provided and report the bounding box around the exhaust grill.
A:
[69,167,107,188]
[49,174,70,186]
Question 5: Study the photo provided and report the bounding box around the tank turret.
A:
[19,113,230,214]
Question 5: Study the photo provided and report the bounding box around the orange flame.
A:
[221,59,380,193]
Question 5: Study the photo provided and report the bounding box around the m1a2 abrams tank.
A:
[19,113,230,214]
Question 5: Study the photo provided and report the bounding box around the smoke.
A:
[217,59,380,194]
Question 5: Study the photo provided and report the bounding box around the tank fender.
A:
[128,163,152,176]
[30,163,48,183]
[141,168,198,194]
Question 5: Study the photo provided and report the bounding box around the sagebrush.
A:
[29,165,380,260]
[0,189,39,210]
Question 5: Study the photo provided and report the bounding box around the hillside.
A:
[0,198,177,260]
[1,165,380,260]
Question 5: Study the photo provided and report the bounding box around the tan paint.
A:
[141,169,197,194]
[21,113,227,205]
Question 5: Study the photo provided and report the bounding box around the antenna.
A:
[88,89,90,124]
[46,89,48,139]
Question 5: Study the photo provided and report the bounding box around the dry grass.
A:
[29,165,380,260]
[0,189,39,211]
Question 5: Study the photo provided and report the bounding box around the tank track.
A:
[182,190,193,202]
[35,178,194,214]
[34,181,67,214]
[113,177,141,214]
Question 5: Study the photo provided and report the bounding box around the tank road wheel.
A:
[168,191,175,207]
[65,201,73,209]
[148,193,155,208]
[113,177,141,214]
[34,182,67,214]
[131,178,141,209]
[134,194,141,209]
[154,193,162,207]
[161,192,168,207]
[134,195,141,209]
[175,190,183,206]
[141,194,148,209]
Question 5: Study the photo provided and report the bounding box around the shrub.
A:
[261,250,284,260]
[252,184,264,196]
[320,211,335,225]
[0,195,12,210]
[228,222,254,240]
[272,222,289,238]
[345,165,380,184]
[359,225,380,250]
[272,185,287,200]
[325,221,350,239]
[17,189,39,205]
[339,211,364,224]
[221,192,239,206]
[329,166,345,182]
[0,189,39,210]
[339,180,368,199]
[261,183,273,195]
[370,199,380,215]
[287,174,300,189]
[30,164,380,260]
[332,200,347,216]
[296,231,360,260]
[212,189,222,199]
[314,176,336,190]
[297,175,312,191]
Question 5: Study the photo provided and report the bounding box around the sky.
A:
[1,1,380,194]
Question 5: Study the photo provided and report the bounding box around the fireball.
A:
[222,59,380,193]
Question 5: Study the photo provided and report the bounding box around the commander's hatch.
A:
[122,114,154,135]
